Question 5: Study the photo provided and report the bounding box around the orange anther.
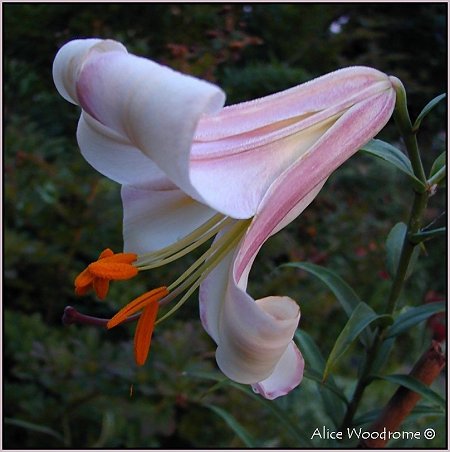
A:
[74,248,138,300]
[106,286,169,366]
[134,301,159,366]
[107,287,168,329]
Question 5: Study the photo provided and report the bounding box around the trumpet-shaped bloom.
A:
[54,38,396,399]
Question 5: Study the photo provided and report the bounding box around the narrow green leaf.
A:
[370,337,395,376]
[412,93,446,132]
[375,374,445,410]
[407,245,421,278]
[385,222,405,278]
[428,165,446,188]
[295,330,347,427]
[410,227,446,244]
[360,139,425,190]
[429,151,446,178]
[283,262,373,347]
[185,370,313,445]
[429,152,446,188]
[386,301,446,338]
[323,303,392,381]
[303,369,348,404]
[204,404,256,447]
[385,222,420,279]
[294,329,326,373]
[352,408,383,426]
[282,262,361,317]
[199,379,230,400]
[407,404,446,419]
[295,330,348,404]
[5,418,66,444]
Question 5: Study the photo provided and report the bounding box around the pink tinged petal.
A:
[252,342,305,400]
[77,112,172,190]
[188,67,394,218]
[200,84,394,396]
[198,186,317,391]
[199,239,235,342]
[189,119,334,219]
[200,232,301,386]
[121,185,217,254]
[199,181,323,343]
[215,288,300,384]
[68,40,394,219]
[193,66,391,142]
[235,89,396,281]
[236,181,326,290]
[92,278,109,300]
[52,39,127,105]
[199,247,304,397]
[75,50,226,205]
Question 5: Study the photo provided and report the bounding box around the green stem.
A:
[390,77,427,184]
[340,78,431,431]
[385,191,428,314]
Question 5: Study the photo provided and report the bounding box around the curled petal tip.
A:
[53,38,127,105]
[251,342,305,400]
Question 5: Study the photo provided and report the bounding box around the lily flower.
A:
[54,38,396,399]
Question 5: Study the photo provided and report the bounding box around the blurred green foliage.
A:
[4,3,446,448]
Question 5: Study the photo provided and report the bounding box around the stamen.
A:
[156,219,251,324]
[74,249,138,299]
[167,219,250,293]
[74,268,94,296]
[68,216,251,368]
[93,278,110,300]
[107,286,169,329]
[75,268,94,288]
[88,261,139,280]
[99,248,114,259]
[134,301,159,366]
[136,213,227,266]
[136,217,234,270]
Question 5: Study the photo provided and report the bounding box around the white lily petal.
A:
[122,185,216,254]
[235,89,396,282]
[53,38,127,105]
[198,241,234,342]
[78,112,171,190]
[76,48,226,206]
[189,68,392,218]
[190,118,334,218]
[200,235,301,386]
[216,286,300,384]
[58,40,394,219]
[252,342,305,400]
[235,181,326,290]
